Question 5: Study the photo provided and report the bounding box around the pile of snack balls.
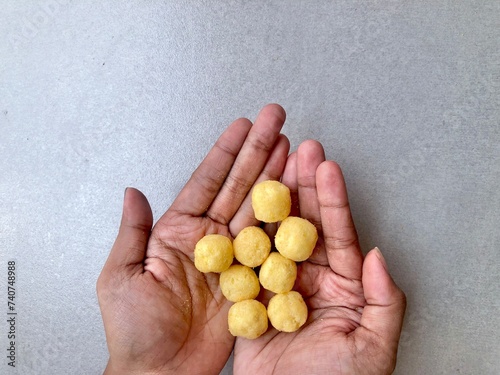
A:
[194,180,318,339]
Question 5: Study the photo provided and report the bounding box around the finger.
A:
[281,151,299,217]
[228,134,290,236]
[169,117,253,216]
[316,160,363,280]
[357,248,407,356]
[297,140,325,227]
[206,104,286,225]
[102,188,153,275]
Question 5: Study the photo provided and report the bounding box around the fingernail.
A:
[123,187,130,211]
[373,247,388,272]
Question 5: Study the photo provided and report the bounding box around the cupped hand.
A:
[96,104,290,375]
[233,141,407,375]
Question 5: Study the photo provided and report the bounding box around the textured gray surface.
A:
[1,1,499,374]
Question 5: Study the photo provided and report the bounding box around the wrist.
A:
[103,359,164,375]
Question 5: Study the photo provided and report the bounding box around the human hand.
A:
[233,141,407,375]
[96,104,290,374]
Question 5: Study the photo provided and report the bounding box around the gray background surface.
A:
[1,1,499,374]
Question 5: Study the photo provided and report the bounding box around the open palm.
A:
[97,104,406,375]
[97,104,291,374]
[233,141,406,375]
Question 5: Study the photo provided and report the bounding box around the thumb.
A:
[103,187,153,274]
[358,247,406,354]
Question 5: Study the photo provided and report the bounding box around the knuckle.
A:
[396,288,407,309]
[193,168,223,196]
[325,231,359,251]
[206,209,229,226]
[297,174,317,189]
[214,137,240,159]
[248,131,273,152]
[320,200,350,211]
[225,172,250,196]
[95,276,108,301]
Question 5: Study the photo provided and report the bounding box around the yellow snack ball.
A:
[267,291,308,333]
[259,252,297,293]
[233,226,271,267]
[228,299,268,339]
[220,265,260,302]
[252,180,291,223]
[194,234,233,273]
[275,216,318,262]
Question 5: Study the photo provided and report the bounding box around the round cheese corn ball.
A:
[275,216,318,262]
[259,252,297,293]
[228,299,268,339]
[220,265,260,302]
[267,291,308,332]
[233,226,271,267]
[194,234,233,273]
[252,180,291,223]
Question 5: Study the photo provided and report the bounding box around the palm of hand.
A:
[98,105,292,374]
[143,218,232,374]
[234,256,367,374]
[97,213,233,375]
[234,141,405,375]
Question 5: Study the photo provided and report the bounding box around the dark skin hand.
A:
[234,140,406,374]
[97,104,406,375]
